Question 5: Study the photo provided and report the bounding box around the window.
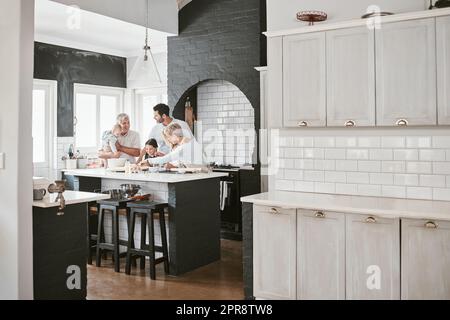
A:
[74,84,124,153]
[32,79,56,170]
[134,87,168,141]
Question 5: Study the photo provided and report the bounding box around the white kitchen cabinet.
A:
[267,37,283,129]
[437,16,450,125]
[297,210,345,300]
[283,33,326,127]
[253,205,297,300]
[401,219,450,300]
[346,214,400,300]
[375,18,437,126]
[326,27,375,127]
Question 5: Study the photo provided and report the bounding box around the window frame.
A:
[134,86,168,141]
[73,83,125,154]
[32,79,57,169]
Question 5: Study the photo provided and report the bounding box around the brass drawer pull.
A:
[366,216,377,223]
[315,211,326,218]
[298,121,308,127]
[345,120,356,127]
[425,221,438,229]
[270,207,280,215]
[396,119,408,127]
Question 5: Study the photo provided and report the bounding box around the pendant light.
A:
[128,0,162,85]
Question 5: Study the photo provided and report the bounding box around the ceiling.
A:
[35,0,173,57]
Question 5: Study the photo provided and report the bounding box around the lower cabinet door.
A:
[401,219,450,300]
[346,214,400,300]
[297,210,345,300]
[253,205,297,300]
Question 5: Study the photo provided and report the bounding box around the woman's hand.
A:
[165,163,177,170]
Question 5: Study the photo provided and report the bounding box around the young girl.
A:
[137,139,164,166]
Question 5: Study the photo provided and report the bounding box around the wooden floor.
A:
[87,240,245,300]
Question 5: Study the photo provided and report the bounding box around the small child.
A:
[100,124,122,167]
[137,139,164,166]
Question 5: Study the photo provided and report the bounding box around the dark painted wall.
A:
[34,42,127,137]
[168,0,266,131]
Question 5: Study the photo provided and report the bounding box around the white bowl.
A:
[107,158,127,168]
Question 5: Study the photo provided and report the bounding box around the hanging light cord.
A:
[144,0,150,61]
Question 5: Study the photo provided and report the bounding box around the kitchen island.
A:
[33,191,110,300]
[62,169,229,276]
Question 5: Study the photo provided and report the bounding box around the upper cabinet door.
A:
[253,205,297,300]
[437,16,450,125]
[297,210,345,300]
[401,219,450,300]
[327,27,375,127]
[346,214,400,300]
[283,33,326,127]
[376,18,437,126]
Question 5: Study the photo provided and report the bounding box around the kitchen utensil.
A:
[33,189,47,201]
[296,11,328,25]
[48,180,66,216]
[120,184,141,198]
[361,11,394,18]
[102,189,127,200]
[130,194,151,202]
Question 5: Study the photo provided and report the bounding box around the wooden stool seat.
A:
[125,201,169,280]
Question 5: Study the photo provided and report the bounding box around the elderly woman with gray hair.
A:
[139,122,204,169]
[99,113,141,164]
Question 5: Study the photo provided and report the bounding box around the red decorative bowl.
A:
[297,10,328,25]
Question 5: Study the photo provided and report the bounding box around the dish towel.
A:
[220,181,228,211]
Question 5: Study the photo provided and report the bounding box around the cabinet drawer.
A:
[401,219,450,300]
[346,214,400,300]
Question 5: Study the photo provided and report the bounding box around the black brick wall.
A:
[34,42,127,137]
[168,0,266,131]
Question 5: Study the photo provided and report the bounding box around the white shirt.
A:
[148,119,193,155]
[148,139,205,167]
[117,130,141,164]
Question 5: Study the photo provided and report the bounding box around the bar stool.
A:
[87,201,101,265]
[96,198,135,273]
[125,201,169,280]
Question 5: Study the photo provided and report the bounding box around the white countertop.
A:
[242,191,450,221]
[63,169,229,183]
[33,191,110,208]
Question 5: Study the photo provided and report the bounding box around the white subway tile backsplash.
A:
[324,171,347,183]
[382,137,405,148]
[370,149,393,161]
[382,161,406,173]
[407,187,433,200]
[336,160,358,172]
[347,172,370,184]
[420,175,446,188]
[275,180,295,191]
[407,162,432,174]
[274,133,450,201]
[358,137,381,148]
[394,174,419,186]
[304,171,325,182]
[420,150,446,161]
[394,149,419,161]
[336,137,357,148]
[433,136,450,148]
[370,173,394,185]
[406,137,431,148]
[382,186,406,198]
[314,182,336,194]
[358,161,381,172]
[347,149,369,160]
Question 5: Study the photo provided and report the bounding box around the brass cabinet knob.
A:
[366,216,377,223]
[270,207,280,215]
[396,119,409,127]
[315,211,326,218]
[345,120,356,127]
[298,121,308,127]
[425,221,438,229]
